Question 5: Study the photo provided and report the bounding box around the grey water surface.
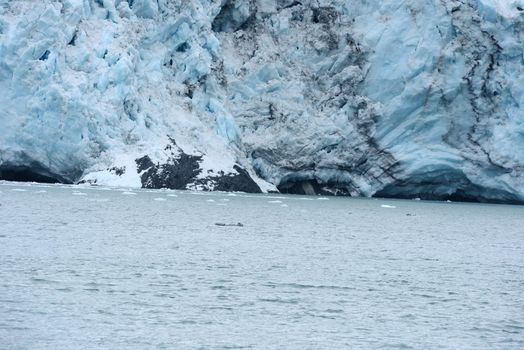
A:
[0,182,523,349]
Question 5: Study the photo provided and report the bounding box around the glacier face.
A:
[0,0,523,203]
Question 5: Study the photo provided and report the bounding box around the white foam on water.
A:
[154,197,166,201]
[381,204,396,209]
[11,189,27,192]
[268,200,282,203]
[87,198,110,202]
[122,192,136,195]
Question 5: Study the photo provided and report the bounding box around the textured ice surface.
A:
[0,0,523,202]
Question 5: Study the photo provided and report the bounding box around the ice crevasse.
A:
[0,0,523,203]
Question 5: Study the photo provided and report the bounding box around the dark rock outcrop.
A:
[136,153,203,190]
[136,138,261,193]
[197,165,261,193]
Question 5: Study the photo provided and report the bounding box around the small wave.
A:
[258,297,299,304]
[264,282,355,291]
[30,277,58,284]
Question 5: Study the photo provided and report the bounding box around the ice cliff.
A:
[1,0,523,203]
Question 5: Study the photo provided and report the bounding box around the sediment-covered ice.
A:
[0,0,523,203]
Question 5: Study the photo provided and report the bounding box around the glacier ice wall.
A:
[0,0,523,203]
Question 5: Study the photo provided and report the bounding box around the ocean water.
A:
[0,181,523,349]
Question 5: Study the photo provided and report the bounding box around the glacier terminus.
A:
[1,0,523,203]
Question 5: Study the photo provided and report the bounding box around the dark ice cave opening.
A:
[278,179,319,195]
[277,176,354,196]
[0,166,67,184]
[373,181,522,204]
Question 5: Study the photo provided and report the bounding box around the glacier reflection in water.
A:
[0,182,523,349]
